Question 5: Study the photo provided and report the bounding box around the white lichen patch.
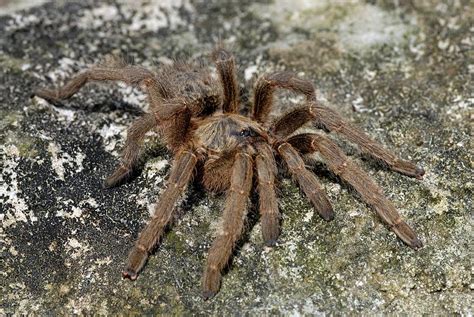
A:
[251,0,336,33]
[116,83,148,111]
[122,0,194,32]
[55,198,98,220]
[64,238,91,262]
[422,175,452,216]
[133,158,170,214]
[0,145,35,228]
[9,246,18,256]
[253,0,412,52]
[55,199,73,218]
[277,241,303,280]
[49,106,76,123]
[445,96,473,121]
[337,4,409,51]
[144,159,168,178]
[74,151,85,174]
[244,65,259,81]
[4,12,40,31]
[0,0,47,16]
[77,1,194,34]
[243,53,264,84]
[70,207,83,218]
[77,4,119,29]
[146,202,157,218]
[45,57,85,83]
[84,197,98,208]
[302,211,314,223]
[98,122,128,154]
[94,256,112,266]
[47,143,85,181]
[67,238,82,249]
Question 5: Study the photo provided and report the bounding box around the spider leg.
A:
[34,61,161,105]
[270,105,315,138]
[252,71,315,123]
[312,103,425,179]
[104,113,157,188]
[269,102,424,178]
[253,69,424,179]
[212,47,239,113]
[277,142,334,221]
[255,143,280,246]
[104,97,196,188]
[202,153,253,300]
[154,98,194,151]
[202,149,238,192]
[123,150,197,280]
[287,133,423,249]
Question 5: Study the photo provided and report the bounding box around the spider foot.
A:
[392,221,424,250]
[320,206,335,221]
[265,239,278,247]
[414,165,425,180]
[32,88,65,107]
[122,269,138,281]
[260,211,280,248]
[392,161,426,179]
[315,199,334,221]
[103,166,132,188]
[202,290,216,301]
[410,236,423,250]
[202,269,221,301]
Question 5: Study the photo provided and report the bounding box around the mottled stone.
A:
[0,0,471,315]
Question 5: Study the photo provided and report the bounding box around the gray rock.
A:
[1,0,471,315]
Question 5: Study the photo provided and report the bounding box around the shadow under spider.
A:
[43,97,146,116]
[104,141,169,188]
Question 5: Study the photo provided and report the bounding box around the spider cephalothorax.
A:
[34,47,424,299]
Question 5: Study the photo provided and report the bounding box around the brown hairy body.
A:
[34,47,425,299]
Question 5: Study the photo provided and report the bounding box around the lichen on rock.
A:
[0,0,472,315]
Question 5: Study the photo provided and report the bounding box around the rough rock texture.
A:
[0,0,472,315]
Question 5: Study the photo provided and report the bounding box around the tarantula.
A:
[34,47,424,299]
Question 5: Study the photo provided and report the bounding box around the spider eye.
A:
[239,129,251,137]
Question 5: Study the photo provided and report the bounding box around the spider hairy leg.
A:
[289,133,423,249]
[202,153,253,300]
[255,143,280,246]
[157,100,193,151]
[252,71,316,123]
[202,150,237,192]
[212,47,239,113]
[34,65,155,105]
[123,150,197,280]
[277,142,334,221]
[312,103,425,179]
[104,113,157,188]
[271,105,316,138]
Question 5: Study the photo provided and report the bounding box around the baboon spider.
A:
[34,47,424,299]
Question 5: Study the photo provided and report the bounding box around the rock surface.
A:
[0,0,472,315]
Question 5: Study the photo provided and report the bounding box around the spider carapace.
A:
[34,47,424,299]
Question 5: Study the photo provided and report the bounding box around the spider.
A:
[34,47,425,299]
